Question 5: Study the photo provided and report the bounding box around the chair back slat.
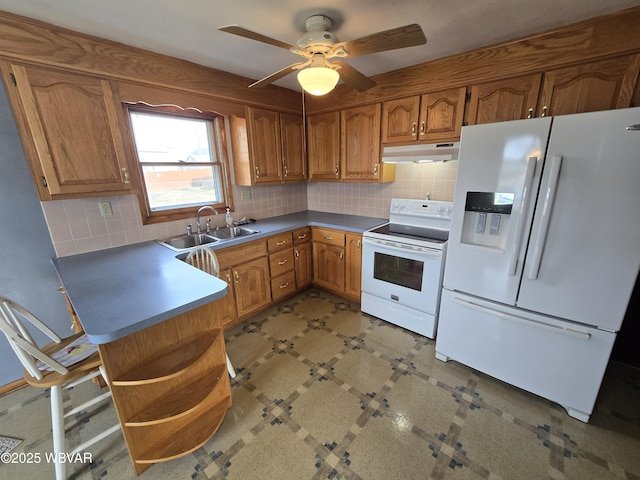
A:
[0,297,68,379]
[185,246,220,277]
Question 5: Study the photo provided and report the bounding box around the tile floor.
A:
[1,289,639,479]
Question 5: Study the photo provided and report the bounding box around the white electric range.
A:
[361,198,453,338]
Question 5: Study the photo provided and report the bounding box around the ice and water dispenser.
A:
[460,192,514,250]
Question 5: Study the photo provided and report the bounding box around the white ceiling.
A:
[0,0,639,92]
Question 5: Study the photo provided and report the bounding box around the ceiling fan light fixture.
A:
[297,66,339,96]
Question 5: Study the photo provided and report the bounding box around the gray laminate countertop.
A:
[53,210,387,345]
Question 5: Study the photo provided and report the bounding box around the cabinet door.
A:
[418,87,467,142]
[307,111,340,181]
[313,242,345,293]
[538,55,640,117]
[280,112,306,182]
[341,104,382,181]
[294,242,313,289]
[9,64,131,198]
[219,268,239,329]
[232,257,272,318]
[381,96,421,143]
[246,106,282,184]
[344,233,362,301]
[466,74,543,125]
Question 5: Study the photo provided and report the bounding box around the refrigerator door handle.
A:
[452,296,591,340]
[527,155,563,280]
[507,156,537,276]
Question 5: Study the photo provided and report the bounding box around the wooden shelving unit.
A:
[98,298,231,475]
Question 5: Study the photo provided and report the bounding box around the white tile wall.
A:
[41,162,457,257]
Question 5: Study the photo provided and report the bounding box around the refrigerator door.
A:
[443,117,552,304]
[435,289,616,422]
[518,107,640,330]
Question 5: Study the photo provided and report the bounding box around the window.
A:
[128,106,232,223]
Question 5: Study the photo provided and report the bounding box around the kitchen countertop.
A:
[54,211,387,345]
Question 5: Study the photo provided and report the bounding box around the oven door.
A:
[361,236,444,314]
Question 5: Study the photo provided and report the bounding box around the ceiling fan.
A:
[219,15,427,95]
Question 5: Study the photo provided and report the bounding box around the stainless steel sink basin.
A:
[161,233,219,251]
[209,226,260,240]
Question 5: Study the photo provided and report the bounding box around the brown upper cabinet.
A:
[537,55,640,117]
[382,87,467,143]
[340,104,394,182]
[230,106,306,186]
[465,74,543,125]
[4,63,132,200]
[466,54,640,125]
[307,111,341,181]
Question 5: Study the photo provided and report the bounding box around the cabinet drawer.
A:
[312,227,345,247]
[269,249,294,277]
[216,240,267,270]
[271,271,297,301]
[293,227,311,245]
[267,232,293,253]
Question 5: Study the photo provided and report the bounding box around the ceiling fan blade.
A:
[334,24,427,57]
[219,25,295,51]
[332,61,376,92]
[249,62,308,88]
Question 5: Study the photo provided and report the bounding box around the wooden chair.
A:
[185,246,236,378]
[0,296,120,480]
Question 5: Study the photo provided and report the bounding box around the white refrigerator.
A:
[435,107,640,422]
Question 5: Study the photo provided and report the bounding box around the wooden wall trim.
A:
[0,9,302,113]
[0,377,27,396]
[306,6,640,113]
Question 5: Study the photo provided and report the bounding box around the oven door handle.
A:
[363,237,443,257]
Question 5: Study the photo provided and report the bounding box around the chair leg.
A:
[50,385,66,480]
[225,353,236,378]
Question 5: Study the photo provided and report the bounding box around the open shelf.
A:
[112,331,219,386]
[124,364,227,426]
[135,400,228,464]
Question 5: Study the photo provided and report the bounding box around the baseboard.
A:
[0,377,27,396]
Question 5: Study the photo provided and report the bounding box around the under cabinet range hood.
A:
[382,142,460,163]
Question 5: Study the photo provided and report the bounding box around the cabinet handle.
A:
[278,259,288,265]
[276,240,287,246]
[541,106,548,117]
[324,235,333,240]
[335,164,340,176]
[226,273,232,284]
[420,122,425,134]
[234,271,239,283]
[373,163,378,176]
[41,176,48,187]
[411,122,416,135]
[255,166,260,178]
[340,252,344,260]
[356,240,361,250]
[279,282,289,289]
[297,234,307,240]
[527,108,534,119]
[295,250,300,260]
[121,167,130,184]
[283,165,288,177]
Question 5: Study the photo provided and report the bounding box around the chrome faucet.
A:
[196,206,218,234]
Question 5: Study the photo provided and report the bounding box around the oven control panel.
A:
[390,199,453,219]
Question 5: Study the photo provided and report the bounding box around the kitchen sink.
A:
[161,233,219,251]
[209,226,260,240]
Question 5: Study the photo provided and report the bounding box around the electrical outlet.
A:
[241,189,251,200]
[98,201,112,216]
[367,186,374,197]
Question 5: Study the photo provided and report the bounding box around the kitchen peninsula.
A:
[53,210,386,474]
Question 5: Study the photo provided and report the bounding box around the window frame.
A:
[124,103,234,225]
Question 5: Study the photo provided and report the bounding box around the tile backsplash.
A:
[42,162,457,257]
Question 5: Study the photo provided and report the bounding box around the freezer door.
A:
[518,107,640,330]
[443,117,552,304]
[435,289,616,422]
